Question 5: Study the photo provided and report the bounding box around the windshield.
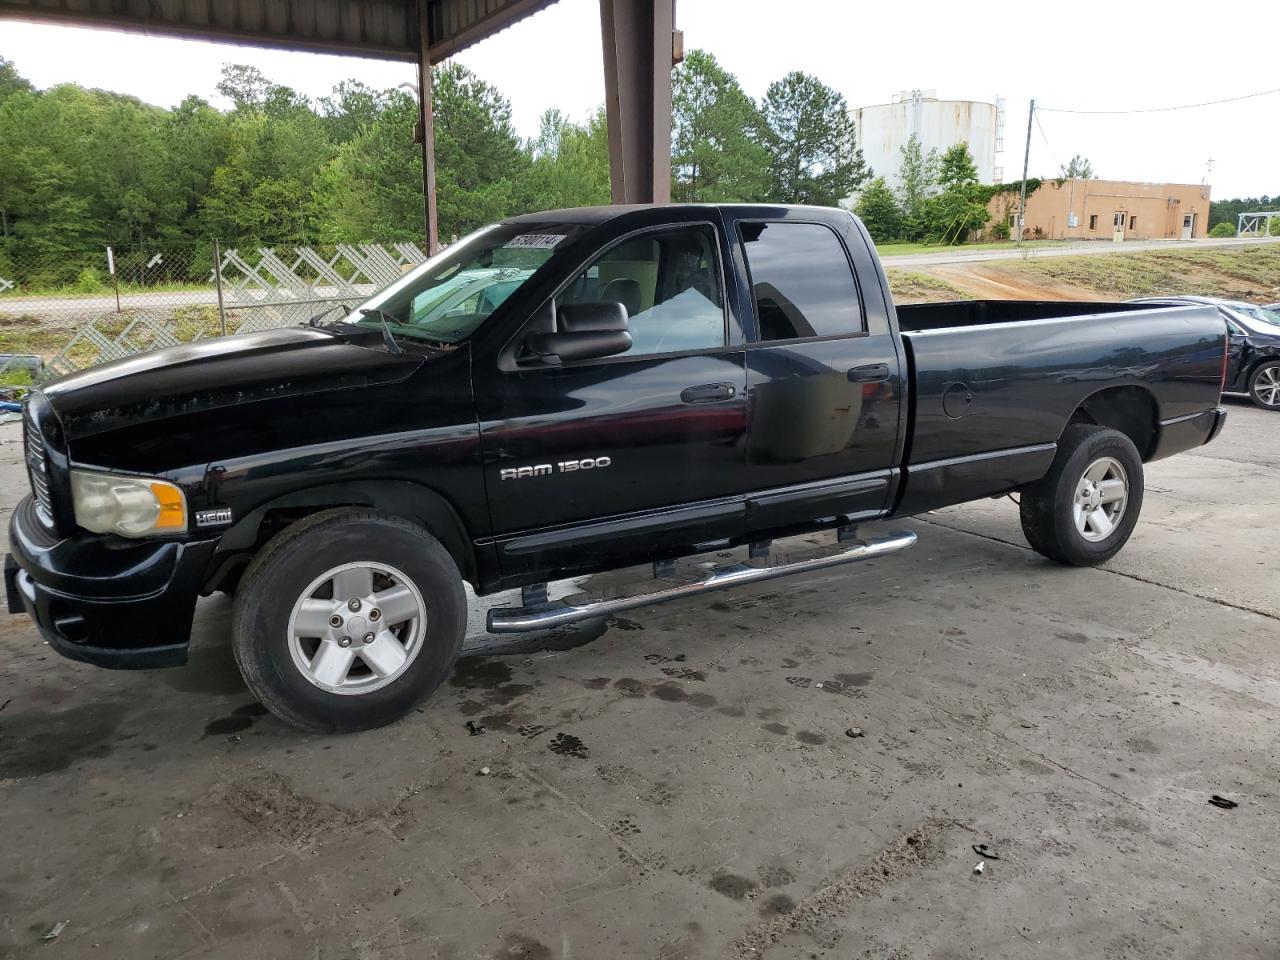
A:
[352,222,586,343]
[1228,302,1280,333]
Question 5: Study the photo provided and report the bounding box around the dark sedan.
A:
[1133,296,1280,410]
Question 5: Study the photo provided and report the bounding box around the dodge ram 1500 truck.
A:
[6,204,1229,732]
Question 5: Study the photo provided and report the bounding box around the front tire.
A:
[1249,361,1280,410]
[1019,424,1144,566]
[231,509,466,733]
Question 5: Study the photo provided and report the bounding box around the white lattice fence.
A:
[219,243,427,333]
[42,243,426,374]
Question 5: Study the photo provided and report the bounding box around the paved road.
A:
[881,234,1280,268]
[0,286,369,319]
[2,398,1278,958]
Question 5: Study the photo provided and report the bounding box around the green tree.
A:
[431,63,528,240]
[854,177,903,241]
[319,80,392,143]
[201,106,331,244]
[0,56,33,101]
[895,134,939,241]
[760,71,869,205]
[925,143,990,244]
[670,50,769,202]
[215,64,273,111]
[1061,154,1095,179]
[1209,195,1279,229]
[313,91,425,242]
[523,108,611,210]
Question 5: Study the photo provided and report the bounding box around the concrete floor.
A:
[1,398,1277,959]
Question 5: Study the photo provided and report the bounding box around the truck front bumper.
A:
[5,497,218,669]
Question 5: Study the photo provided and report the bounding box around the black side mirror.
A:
[523,301,632,364]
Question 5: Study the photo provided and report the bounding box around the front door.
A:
[476,217,749,584]
[1113,210,1127,243]
[1182,213,1196,240]
[725,214,904,536]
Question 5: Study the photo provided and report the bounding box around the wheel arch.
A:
[1062,386,1160,461]
[209,480,478,590]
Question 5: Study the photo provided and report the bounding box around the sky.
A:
[2,0,1278,198]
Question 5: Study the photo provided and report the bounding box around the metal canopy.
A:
[0,0,676,246]
[0,0,557,63]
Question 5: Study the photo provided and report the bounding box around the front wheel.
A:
[231,509,466,733]
[1249,361,1280,410]
[1019,424,1144,566]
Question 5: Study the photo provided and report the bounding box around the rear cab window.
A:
[738,221,864,342]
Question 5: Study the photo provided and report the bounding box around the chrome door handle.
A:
[847,363,890,383]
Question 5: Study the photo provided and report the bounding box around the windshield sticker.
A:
[504,234,566,249]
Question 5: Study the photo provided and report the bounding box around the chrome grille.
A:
[23,405,55,529]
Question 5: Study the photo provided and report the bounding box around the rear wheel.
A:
[1019,424,1144,566]
[232,509,465,733]
[1249,361,1280,410]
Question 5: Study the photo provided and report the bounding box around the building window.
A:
[1129,216,1137,231]
[1089,214,1098,230]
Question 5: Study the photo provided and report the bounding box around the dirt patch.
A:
[885,270,973,304]
[896,245,1280,304]
[727,817,959,958]
[216,771,340,845]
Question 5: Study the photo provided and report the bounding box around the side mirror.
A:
[522,301,632,364]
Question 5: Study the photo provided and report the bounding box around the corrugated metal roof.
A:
[0,0,559,62]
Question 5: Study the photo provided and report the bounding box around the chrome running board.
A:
[486,529,917,633]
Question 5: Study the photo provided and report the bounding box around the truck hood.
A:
[41,327,424,441]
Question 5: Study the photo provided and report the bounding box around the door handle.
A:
[847,363,890,383]
[681,382,736,404]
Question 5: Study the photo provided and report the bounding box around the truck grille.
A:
[23,405,55,529]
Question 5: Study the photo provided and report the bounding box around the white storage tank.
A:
[854,91,1004,191]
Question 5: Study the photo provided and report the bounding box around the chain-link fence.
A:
[0,241,429,383]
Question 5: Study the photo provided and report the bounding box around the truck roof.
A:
[504,203,851,226]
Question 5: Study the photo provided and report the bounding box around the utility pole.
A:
[1016,98,1034,248]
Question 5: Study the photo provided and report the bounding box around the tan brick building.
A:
[989,178,1212,241]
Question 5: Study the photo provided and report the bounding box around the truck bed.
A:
[891,299,1227,516]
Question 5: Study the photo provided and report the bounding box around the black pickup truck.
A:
[6,205,1228,732]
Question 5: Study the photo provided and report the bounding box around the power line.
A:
[1033,110,1063,172]
[1039,86,1280,115]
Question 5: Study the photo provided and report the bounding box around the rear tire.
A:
[1249,361,1280,410]
[231,508,466,733]
[1019,424,1144,567]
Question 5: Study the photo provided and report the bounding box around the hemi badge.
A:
[196,507,234,528]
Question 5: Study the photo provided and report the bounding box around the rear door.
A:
[725,213,904,535]
[476,214,749,584]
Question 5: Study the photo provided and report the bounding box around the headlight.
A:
[70,470,188,537]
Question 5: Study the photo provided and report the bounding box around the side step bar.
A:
[486,529,917,633]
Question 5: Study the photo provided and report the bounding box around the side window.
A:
[739,222,863,342]
[557,225,725,356]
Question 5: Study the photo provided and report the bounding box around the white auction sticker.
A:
[504,234,566,249]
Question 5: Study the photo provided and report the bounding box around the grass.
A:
[875,239,1060,257]
[0,304,242,374]
[0,315,72,356]
[0,368,33,389]
[1014,244,1280,299]
[886,270,973,303]
[0,280,216,300]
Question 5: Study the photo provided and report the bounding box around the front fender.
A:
[210,479,490,590]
